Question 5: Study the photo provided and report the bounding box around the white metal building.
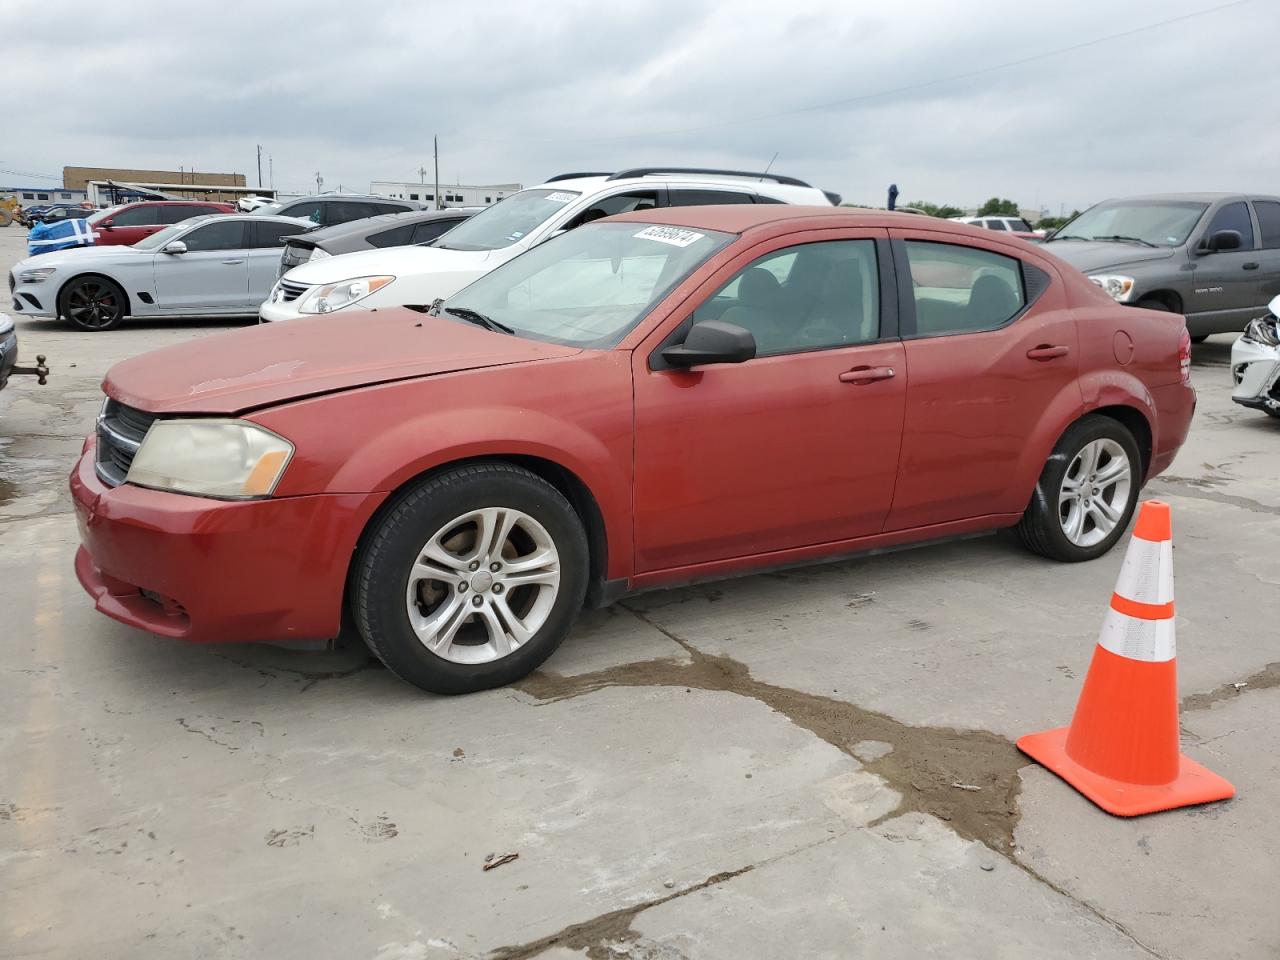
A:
[370,181,522,208]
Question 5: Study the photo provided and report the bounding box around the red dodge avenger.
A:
[72,206,1195,694]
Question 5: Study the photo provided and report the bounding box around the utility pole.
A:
[418,166,428,184]
[315,171,323,194]
[269,156,274,191]
[256,144,263,188]
[433,135,440,210]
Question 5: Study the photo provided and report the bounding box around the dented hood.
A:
[104,308,581,414]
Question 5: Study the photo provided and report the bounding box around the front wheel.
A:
[59,276,126,331]
[1017,415,1142,562]
[352,462,589,694]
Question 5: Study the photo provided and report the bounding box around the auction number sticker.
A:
[633,226,705,247]
[545,192,577,203]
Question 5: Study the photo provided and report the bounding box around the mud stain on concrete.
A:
[1181,662,1280,712]
[517,606,1025,859]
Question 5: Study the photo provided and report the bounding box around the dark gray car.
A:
[1042,193,1280,339]
[276,208,477,278]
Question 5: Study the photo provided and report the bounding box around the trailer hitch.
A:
[11,354,49,385]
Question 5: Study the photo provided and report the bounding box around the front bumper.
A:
[258,296,306,323]
[1230,335,1280,414]
[70,440,386,643]
[9,275,56,318]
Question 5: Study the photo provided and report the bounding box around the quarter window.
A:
[411,219,458,244]
[904,241,1025,336]
[1252,200,1280,249]
[984,219,1008,231]
[1202,201,1256,250]
[691,240,881,356]
[368,224,416,248]
[181,221,246,251]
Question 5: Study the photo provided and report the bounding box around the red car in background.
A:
[70,206,1194,695]
[87,200,235,245]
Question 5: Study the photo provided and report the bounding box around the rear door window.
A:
[251,221,302,248]
[903,241,1026,336]
[984,219,1008,231]
[181,220,247,251]
[667,189,756,206]
[1251,200,1280,249]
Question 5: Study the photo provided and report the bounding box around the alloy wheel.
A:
[404,507,561,664]
[1057,438,1132,548]
[66,280,122,329]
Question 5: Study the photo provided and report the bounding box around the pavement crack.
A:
[175,717,240,753]
[1147,477,1280,516]
[486,864,754,959]
[517,605,1026,859]
[1181,662,1280,712]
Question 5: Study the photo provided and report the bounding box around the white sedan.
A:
[8,215,312,331]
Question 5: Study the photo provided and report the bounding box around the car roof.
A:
[292,207,476,242]
[121,199,229,206]
[603,204,954,235]
[1093,193,1265,204]
[531,170,833,204]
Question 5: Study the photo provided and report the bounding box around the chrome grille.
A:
[95,399,157,487]
[278,279,309,303]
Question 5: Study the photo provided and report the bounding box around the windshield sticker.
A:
[506,230,525,241]
[544,192,577,203]
[633,225,705,247]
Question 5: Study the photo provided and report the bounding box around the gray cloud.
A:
[4,0,1275,213]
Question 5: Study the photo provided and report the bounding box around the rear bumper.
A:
[71,440,386,643]
[1149,382,1196,480]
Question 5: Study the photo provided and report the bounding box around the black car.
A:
[257,193,425,230]
[276,208,477,278]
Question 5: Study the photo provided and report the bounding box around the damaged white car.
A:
[1232,294,1280,418]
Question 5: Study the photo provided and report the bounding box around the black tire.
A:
[59,276,126,331]
[352,462,589,695]
[1135,297,1170,312]
[1016,415,1142,562]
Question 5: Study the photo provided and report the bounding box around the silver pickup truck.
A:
[1041,193,1280,341]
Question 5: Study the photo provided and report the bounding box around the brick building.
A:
[63,166,248,202]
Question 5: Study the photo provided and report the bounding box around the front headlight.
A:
[126,420,294,499]
[1088,274,1136,302]
[18,266,56,283]
[308,247,331,261]
[297,275,394,314]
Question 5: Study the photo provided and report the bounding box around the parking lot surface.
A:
[2,228,1277,959]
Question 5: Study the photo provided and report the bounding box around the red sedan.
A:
[87,200,235,245]
[71,207,1194,694]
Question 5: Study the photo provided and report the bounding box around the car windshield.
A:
[86,206,122,225]
[438,221,734,347]
[1047,201,1208,247]
[256,201,284,215]
[431,188,582,251]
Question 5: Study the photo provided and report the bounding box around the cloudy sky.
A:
[4,0,1275,213]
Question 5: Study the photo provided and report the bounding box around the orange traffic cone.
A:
[1018,500,1234,816]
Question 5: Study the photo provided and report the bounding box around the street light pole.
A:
[434,135,440,210]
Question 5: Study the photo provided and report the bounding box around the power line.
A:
[468,0,1255,145]
[0,167,63,182]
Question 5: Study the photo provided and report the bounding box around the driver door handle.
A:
[221,258,245,265]
[1243,261,1260,270]
[839,365,896,384]
[1026,344,1070,361]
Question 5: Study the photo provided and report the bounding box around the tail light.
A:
[1178,328,1192,385]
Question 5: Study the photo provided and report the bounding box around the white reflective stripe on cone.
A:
[1112,537,1174,605]
[1096,606,1177,663]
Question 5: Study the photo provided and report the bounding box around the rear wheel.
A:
[1017,415,1142,562]
[352,462,589,694]
[59,276,126,331]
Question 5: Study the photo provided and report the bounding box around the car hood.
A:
[280,243,503,286]
[104,308,581,415]
[1040,240,1176,273]
[13,244,145,273]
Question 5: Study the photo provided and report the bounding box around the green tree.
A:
[1036,210,1081,232]
[977,197,1020,217]
[906,200,966,219]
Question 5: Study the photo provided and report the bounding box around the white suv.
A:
[259,167,839,321]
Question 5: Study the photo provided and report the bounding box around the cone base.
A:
[1018,727,1235,817]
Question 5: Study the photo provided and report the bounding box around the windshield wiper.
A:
[1092,234,1158,248]
[1046,233,1090,242]
[444,306,514,335]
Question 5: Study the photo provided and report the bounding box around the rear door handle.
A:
[1243,262,1260,270]
[838,365,896,384]
[1026,344,1070,361]
[222,259,245,265]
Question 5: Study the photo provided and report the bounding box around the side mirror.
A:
[662,320,756,368]
[99,222,113,230]
[163,240,187,255]
[1269,294,1280,318]
[1200,229,1243,254]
